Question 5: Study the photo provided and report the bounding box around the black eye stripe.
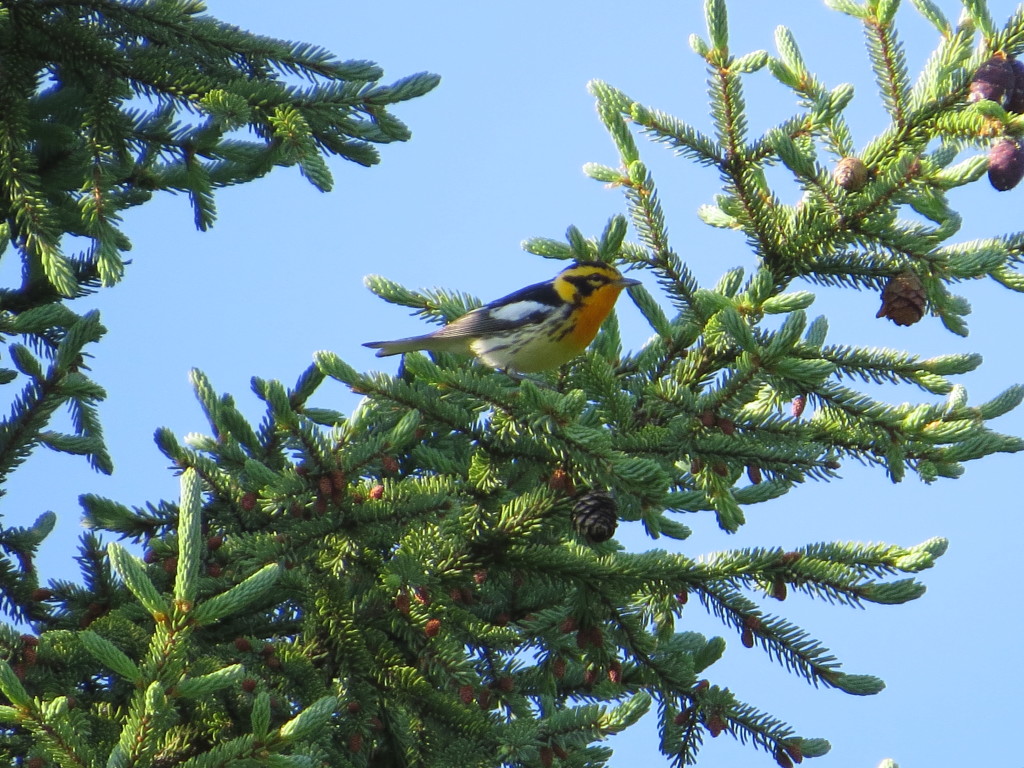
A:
[566,273,611,291]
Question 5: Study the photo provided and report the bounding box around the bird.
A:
[364,261,639,373]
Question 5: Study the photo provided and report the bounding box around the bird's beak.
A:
[616,277,642,288]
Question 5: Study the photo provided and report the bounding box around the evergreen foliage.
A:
[0,0,437,628]
[0,1,1020,767]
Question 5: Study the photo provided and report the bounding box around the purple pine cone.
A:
[988,138,1024,191]
[969,56,1016,106]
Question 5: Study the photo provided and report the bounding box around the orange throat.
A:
[569,285,624,347]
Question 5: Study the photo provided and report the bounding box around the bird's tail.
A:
[363,335,433,357]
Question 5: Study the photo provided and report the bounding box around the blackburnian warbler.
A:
[364,261,639,373]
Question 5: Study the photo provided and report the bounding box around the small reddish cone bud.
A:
[450,587,464,603]
[26,757,43,768]
[206,535,223,550]
[23,647,36,666]
[144,549,158,564]
[741,626,755,648]
[1007,58,1024,113]
[314,494,328,515]
[241,678,257,693]
[266,656,282,669]
[608,660,622,684]
[395,593,410,614]
[877,271,926,326]
[289,502,305,518]
[424,618,442,638]
[675,590,688,605]
[824,459,841,470]
[370,716,384,731]
[780,551,803,565]
[560,616,578,634]
[988,138,1024,191]
[348,732,363,753]
[717,417,736,435]
[772,579,788,601]
[539,746,554,768]
[497,676,514,693]
[459,684,475,704]
[206,563,222,577]
[347,700,362,713]
[369,484,384,500]
[693,679,710,694]
[477,688,492,710]
[162,557,178,575]
[775,747,795,768]
[552,744,569,760]
[330,469,346,490]
[494,612,510,626]
[744,615,763,631]
[699,410,716,427]
[784,741,804,763]
[689,458,704,474]
[582,668,597,686]
[674,707,694,726]
[381,455,400,473]
[295,465,309,476]
[747,465,762,485]
[461,587,474,604]
[240,492,257,511]
[261,642,275,657]
[21,634,38,647]
[414,587,430,606]
[575,628,589,649]
[473,570,488,585]
[712,461,729,477]
[548,467,575,495]
[969,55,1016,105]
[832,156,869,192]
[318,475,333,496]
[552,656,567,679]
[791,395,806,419]
[706,713,727,737]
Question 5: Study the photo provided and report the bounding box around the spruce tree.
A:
[0,1,1021,768]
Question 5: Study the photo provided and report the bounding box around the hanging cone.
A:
[988,138,1024,191]
[1006,58,1024,113]
[876,271,926,326]
[968,55,1015,106]
[571,491,617,543]
[832,157,869,191]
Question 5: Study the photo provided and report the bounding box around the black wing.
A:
[428,279,561,340]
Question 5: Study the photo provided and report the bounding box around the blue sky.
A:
[11,1,1024,765]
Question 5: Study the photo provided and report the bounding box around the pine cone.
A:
[1006,58,1024,113]
[571,491,617,543]
[988,138,1024,191]
[968,55,1015,106]
[832,157,868,192]
[876,271,926,326]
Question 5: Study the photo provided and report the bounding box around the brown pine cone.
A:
[876,271,926,326]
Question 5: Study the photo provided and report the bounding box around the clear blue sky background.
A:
[9,1,1023,765]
